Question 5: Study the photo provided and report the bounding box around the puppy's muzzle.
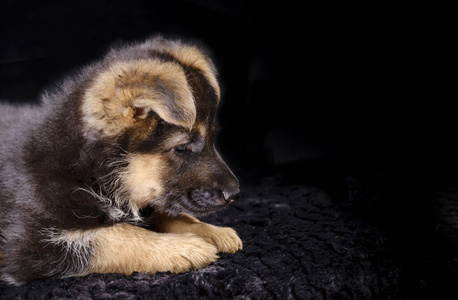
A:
[189,179,239,208]
[185,149,240,214]
[188,162,240,213]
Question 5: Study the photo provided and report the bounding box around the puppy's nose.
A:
[223,186,240,204]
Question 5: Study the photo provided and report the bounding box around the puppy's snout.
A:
[212,150,240,204]
[222,185,240,204]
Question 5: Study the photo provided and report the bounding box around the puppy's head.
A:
[81,37,239,217]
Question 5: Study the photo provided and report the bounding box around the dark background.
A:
[1,1,455,180]
[0,2,457,298]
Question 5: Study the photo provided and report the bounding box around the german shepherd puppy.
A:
[0,36,242,285]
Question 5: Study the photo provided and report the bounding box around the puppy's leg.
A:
[149,213,243,254]
[2,224,217,284]
[88,223,218,274]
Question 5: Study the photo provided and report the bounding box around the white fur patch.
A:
[1,273,25,286]
[40,227,96,277]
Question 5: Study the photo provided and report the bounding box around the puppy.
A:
[0,36,242,285]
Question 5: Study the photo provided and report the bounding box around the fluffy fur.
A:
[0,36,242,285]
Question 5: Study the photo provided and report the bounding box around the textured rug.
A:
[1,161,457,299]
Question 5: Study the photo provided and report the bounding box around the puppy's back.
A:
[0,103,43,155]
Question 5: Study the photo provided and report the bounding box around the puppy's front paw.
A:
[148,213,243,255]
[165,233,219,273]
[194,225,243,254]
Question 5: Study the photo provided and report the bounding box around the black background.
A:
[0,1,455,179]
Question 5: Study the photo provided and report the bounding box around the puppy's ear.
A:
[82,60,196,138]
[129,79,195,128]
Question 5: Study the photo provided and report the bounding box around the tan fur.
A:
[150,213,243,254]
[82,59,196,138]
[168,45,221,101]
[120,153,164,212]
[161,131,190,149]
[143,39,221,100]
[88,223,218,274]
[195,122,207,139]
[159,123,206,150]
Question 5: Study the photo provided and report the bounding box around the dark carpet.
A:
[1,162,458,299]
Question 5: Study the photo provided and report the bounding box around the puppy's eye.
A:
[174,143,191,153]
